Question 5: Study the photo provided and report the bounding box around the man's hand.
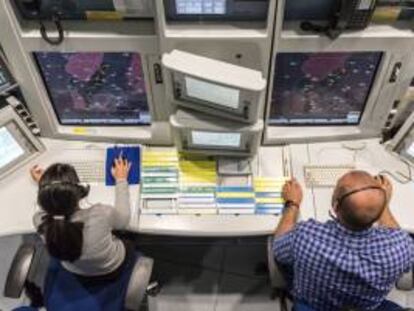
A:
[375,174,399,229]
[375,174,393,203]
[282,178,303,207]
[111,156,131,182]
[30,165,44,183]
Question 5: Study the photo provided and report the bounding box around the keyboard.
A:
[68,161,105,183]
[304,165,355,188]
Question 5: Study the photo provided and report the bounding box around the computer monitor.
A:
[34,52,151,126]
[269,52,382,126]
[170,108,263,156]
[0,105,44,180]
[163,50,266,124]
[387,111,414,165]
[265,51,389,143]
[163,0,270,22]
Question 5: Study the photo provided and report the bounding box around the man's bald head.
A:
[332,171,386,231]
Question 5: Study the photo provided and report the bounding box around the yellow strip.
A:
[142,163,178,167]
[181,171,216,175]
[86,11,123,20]
[254,177,289,183]
[255,188,282,193]
[372,7,401,23]
[256,197,284,204]
[181,177,217,183]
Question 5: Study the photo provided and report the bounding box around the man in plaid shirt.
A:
[273,171,414,311]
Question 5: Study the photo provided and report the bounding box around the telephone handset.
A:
[14,0,70,45]
[301,0,377,39]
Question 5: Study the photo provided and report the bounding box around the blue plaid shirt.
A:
[273,219,414,311]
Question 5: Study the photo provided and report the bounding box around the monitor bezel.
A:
[0,121,33,175]
[172,72,258,120]
[32,51,152,127]
[0,106,45,180]
[263,46,404,144]
[0,0,169,144]
[267,51,383,127]
[190,129,243,150]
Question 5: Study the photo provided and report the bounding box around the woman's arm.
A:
[109,157,132,229]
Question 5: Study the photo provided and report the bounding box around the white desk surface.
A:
[308,140,414,232]
[0,138,411,237]
[0,139,313,237]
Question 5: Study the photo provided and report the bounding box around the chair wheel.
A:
[146,281,161,297]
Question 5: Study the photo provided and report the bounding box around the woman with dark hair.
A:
[30,157,131,277]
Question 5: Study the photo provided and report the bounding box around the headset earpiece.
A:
[76,183,90,199]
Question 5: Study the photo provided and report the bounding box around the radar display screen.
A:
[34,52,151,125]
[269,52,382,126]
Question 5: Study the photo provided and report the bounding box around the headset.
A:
[39,180,90,199]
[330,185,387,222]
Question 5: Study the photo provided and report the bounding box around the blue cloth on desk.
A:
[43,251,139,311]
[106,146,140,186]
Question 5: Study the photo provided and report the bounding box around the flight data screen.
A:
[176,0,226,15]
[192,131,241,147]
[269,52,382,126]
[185,76,240,109]
[0,126,24,169]
[34,52,151,125]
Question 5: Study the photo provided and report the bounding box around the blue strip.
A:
[255,209,283,215]
[216,198,256,204]
[255,192,282,198]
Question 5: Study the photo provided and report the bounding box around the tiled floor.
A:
[140,236,283,311]
[0,235,413,310]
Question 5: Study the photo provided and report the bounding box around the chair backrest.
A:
[125,256,154,311]
[4,243,36,298]
[44,253,154,311]
[267,235,287,289]
[396,268,414,291]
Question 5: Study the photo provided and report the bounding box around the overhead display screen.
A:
[0,126,24,169]
[175,0,226,15]
[185,76,240,109]
[269,52,382,126]
[34,52,151,125]
[192,131,241,147]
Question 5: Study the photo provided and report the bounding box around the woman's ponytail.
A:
[37,164,89,262]
[40,214,83,262]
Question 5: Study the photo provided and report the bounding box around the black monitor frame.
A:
[33,51,152,127]
[268,51,383,127]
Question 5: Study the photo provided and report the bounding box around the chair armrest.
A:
[4,243,36,298]
[125,256,154,311]
[396,268,413,291]
[267,236,287,289]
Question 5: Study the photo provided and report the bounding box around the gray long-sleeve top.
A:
[33,180,131,276]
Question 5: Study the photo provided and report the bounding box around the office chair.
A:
[267,236,414,311]
[4,241,159,311]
